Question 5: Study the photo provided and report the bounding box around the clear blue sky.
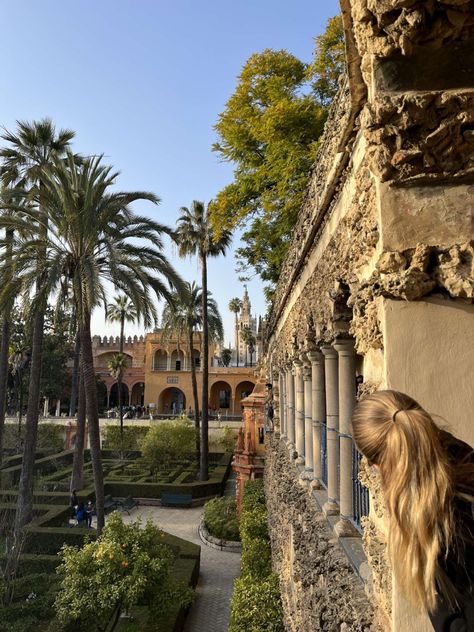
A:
[0,0,340,344]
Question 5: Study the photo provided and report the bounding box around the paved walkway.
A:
[122,503,241,632]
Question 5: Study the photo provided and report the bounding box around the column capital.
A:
[333,337,356,356]
[321,344,338,359]
[293,356,303,369]
[302,365,312,381]
[306,349,323,364]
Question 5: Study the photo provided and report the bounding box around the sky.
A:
[0,0,340,345]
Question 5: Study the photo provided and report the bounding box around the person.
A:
[75,502,88,527]
[69,489,78,518]
[86,500,94,528]
[351,390,474,631]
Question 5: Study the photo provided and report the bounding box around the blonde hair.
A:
[351,390,473,612]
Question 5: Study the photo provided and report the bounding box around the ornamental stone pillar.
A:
[321,344,339,515]
[293,356,305,465]
[272,373,280,435]
[334,338,358,536]
[302,358,313,478]
[286,364,296,451]
[307,348,325,488]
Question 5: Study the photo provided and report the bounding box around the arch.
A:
[109,382,130,408]
[130,382,145,406]
[170,349,185,371]
[158,387,186,415]
[95,351,133,369]
[235,380,256,411]
[153,349,167,371]
[210,380,232,411]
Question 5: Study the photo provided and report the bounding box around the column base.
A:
[286,443,297,460]
[295,455,305,466]
[298,469,313,489]
[334,517,359,537]
[310,478,322,490]
[323,499,339,516]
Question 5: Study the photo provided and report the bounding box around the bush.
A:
[102,426,149,452]
[54,513,193,632]
[228,478,284,632]
[203,497,240,542]
[2,423,65,453]
[139,420,197,474]
[228,573,284,632]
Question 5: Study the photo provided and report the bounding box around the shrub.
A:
[139,420,197,474]
[203,497,240,542]
[228,573,284,632]
[228,478,284,632]
[102,426,149,452]
[2,423,65,453]
[54,513,193,632]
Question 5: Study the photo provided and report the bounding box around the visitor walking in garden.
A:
[351,390,474,631]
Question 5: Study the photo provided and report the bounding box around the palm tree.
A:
[107,352,129,455]
[240,325,255,367]
[107,296,137,446]
[0,152,182,532]
[0,119,74,527]
[161,283,223,461]
[174,201,231,481]
[228,297,242,367]
[221,348,232,367]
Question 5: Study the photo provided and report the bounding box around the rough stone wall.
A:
[265,438,381,632]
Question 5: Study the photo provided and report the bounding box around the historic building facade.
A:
[233,286,259,367]
[261,2,474,631]
[92,331,256,415]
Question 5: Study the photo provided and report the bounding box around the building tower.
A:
[235,285,258,366]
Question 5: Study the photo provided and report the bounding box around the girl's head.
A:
[351,390,455,611]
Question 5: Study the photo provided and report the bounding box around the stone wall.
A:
[265,437,381,632]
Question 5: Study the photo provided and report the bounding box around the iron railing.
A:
[352,444,370,531]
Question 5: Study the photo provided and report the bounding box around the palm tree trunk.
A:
[71,360,86,490]
[80,314,105,533]
[200,253,209,481]
[69,329,80,417]
[188,327,200,461]
[15,307,45,530]
[119,315,124,450]
[0,318,10,464]
[235,314,239,367]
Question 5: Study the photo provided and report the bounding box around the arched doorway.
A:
[109,382,130,408]
[130,382,144,406]
[158,387,186,415]
[210,381,232,411]
[153,350,167,371]
[235,380,256,412]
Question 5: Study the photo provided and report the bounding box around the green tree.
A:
[228,297,242,366]
[139,418,197,474]
[0,118,74,530]
[310,15,345,106]
[54,512,193,632]
[221,347,232,367]
[174,201,231,481]
[210,17,345,298]
[161,282,223,461]
[240,325,256,368]
[0,152,182,532]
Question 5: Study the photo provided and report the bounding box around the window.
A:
[175,360,181,371]
[194,357,200,368]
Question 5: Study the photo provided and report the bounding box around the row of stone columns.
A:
[275,338,358,536]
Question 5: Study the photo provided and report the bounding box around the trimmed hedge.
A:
[203,496,240,542]
[228,479,284,632]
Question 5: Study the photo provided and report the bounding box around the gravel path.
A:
[122,504,241,632]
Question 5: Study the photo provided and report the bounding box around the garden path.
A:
[121,501,241,632]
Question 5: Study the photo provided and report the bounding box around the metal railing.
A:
[352,444,370,531]
[320,422,328,487]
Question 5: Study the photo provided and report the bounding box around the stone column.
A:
[307,349,325,488]
[334,338,358,536]
[279,370,287,440]
[273,377,280,435]
[321,344,339,515]
[286,365,295,451]
[166,352,171,371]
[293,356,305,465]
[302,359,313,479]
